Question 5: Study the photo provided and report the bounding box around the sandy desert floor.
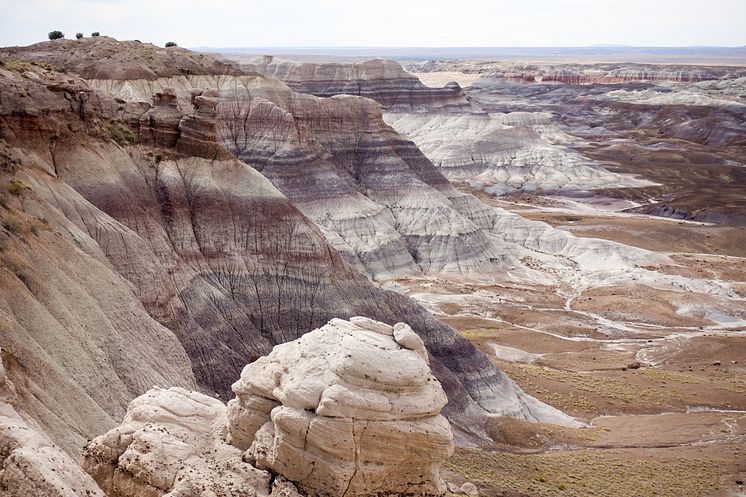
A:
[382,187,746,497]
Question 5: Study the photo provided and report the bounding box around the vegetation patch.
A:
[636,369,702,384]
[6,179,30,196]
[106,122,138,146]
[447,446,722,497]
[496,360,667,413]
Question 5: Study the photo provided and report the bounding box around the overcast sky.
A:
[1,0,744,48]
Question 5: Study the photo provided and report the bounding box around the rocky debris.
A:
[247,58,473,111]
[459,482,480,496]
[81,387,271,497]
[228,317,454,497]
[0,350,104,497]
[271,476,304,497]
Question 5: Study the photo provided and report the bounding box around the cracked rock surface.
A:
[81,387,272,497]
[228,317,454,497]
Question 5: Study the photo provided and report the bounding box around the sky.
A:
[0,0,744,48]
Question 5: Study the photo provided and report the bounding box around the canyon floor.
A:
[386,192,746,496]
[382,65,746,496]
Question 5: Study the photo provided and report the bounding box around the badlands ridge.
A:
[0,36,745,496]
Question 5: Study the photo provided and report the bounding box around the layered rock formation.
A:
[384,111,656,193]
[240,58,656,196]
[0,66,200,454]
[139,87,229,158]
[0,49,575,467]
[406,60,746,85]
[228,317,454,497]
[245,58,472,111]
[86,73,503,278]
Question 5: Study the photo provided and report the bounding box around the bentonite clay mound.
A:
[80,317,453,497]
[228,316,454,497]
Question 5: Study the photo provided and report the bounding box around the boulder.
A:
[81,387,271,497]
[227,317,455,497]
[460,482,479,496]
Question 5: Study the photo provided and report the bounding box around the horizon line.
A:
[192,45,746,50]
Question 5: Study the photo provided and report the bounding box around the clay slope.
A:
[87,74,505,278]
[245,57,472,111]
[0,61,572,460]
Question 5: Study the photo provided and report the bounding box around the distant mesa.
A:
[244,57,474,111]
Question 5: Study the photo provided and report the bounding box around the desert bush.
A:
[106,123,137,145]
[0,60,35,74]
[48,31,64,40]
[6,179,29,196]
[2,218,22,234]
[75,32,83,40]
[1,250,32,287]
[165,41,177,47]
[91,32,100,37]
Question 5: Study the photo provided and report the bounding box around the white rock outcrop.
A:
[81,387,272,497]
[227,317,455,497]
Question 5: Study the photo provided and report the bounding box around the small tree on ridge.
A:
[48,31,64,40]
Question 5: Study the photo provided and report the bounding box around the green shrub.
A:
[106,123,138,145]
[75,32,83,40]
[91,32,100,37]
[165,41,177,47]
[0,60,35,74]
[48,30,64,40]
[6,179,29,196]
